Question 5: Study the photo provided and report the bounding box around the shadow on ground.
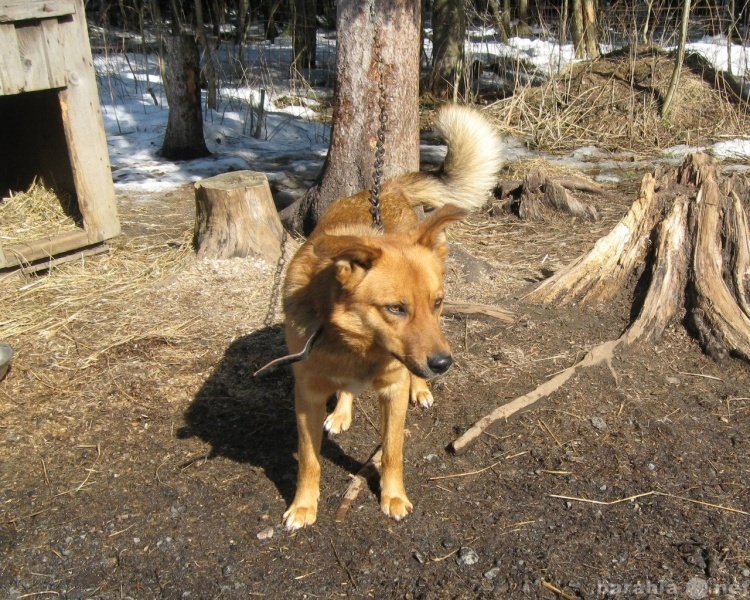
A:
[178,325,364,503]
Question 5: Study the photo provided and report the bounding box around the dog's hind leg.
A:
[377,373,413,520]
[324,391,354,434]
[409,375,434,408]
[283,378,328,531]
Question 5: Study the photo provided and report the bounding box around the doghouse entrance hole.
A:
[0,89,81,223]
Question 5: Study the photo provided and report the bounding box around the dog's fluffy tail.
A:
[397,104,504,211]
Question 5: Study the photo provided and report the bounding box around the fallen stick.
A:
[442,301,515,322]
[334,447,382,522]
[449,339,620,454]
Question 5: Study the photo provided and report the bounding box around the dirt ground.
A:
[1,164,750,600]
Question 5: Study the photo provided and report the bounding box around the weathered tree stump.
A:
[193,171,283,262]
[494,168,601,221]
[450,153,750,453]
[528,152,750,359]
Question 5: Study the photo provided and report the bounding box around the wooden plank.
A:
[41,18,66,88]
[58,0,120,242]
[0,22,24,94]
[0,1,75,23]
[1,229,90,267]
[16,22,54,92]
[18,244,109,274]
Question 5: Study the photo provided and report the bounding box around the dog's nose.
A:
[427,353,453,375]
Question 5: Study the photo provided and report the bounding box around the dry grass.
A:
[499,157,602,183]
[0,181,81,245]
[487,48,750,153]
[0,188,295,417]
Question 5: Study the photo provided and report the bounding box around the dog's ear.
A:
[314,235,382,286]
[415,204,469,259]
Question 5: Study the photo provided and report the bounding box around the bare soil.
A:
[1,173,749,600]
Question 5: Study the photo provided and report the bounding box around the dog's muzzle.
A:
[398,352,453,379]
[427,353,453,375]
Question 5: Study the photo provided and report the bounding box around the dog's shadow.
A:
[178,325,365,504]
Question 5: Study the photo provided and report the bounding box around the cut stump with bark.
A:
[451,153,750,453]
[193,171,283,262]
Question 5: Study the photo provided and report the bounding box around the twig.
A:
[678,371,723,381]
[541,580,578,600]
[330,539,357,589]
[334,448,382,522]
[443,301,515,323]
[428,461,501,481]
[550,491,748,515]
[538,418,562,447]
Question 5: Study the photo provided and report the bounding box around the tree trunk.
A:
[559,0,569,44]
[518,0,529,26]
[161,35,211,160]
[168,0,183,35]
[195,0,218,110]
[281,0,421,234]
[486,0,510,43]
[429,0,466,99]
[571,0,585,58]
[193,171,283,262]
[292,0,317,71]
[661,0,692,119]
[582,0,600,59]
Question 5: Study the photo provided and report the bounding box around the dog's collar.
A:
[253,327,323,377]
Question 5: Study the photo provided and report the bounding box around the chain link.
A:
[369,1,387,232]
[263,229,288,328]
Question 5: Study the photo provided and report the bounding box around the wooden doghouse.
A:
[0,0,119,270]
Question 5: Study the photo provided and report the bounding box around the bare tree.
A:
[429,0,467,99]
[281,0,422,234]
[661,0,691,119]
[571,0,599,58]
[195,0,218,110]
[292,0,318,70]
[160,34,211,160]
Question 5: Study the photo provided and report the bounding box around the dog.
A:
[281,104,503,530]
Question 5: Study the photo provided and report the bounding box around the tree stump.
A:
[528,152,750,360]
[449,152,750,453]
[193,171,283,262]
[493,168,601,221]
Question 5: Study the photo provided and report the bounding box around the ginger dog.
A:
[281,105,503,530]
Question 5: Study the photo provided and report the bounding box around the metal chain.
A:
[369,1,387,232]
[263,229,288,328]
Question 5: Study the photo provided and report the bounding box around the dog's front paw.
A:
[323,410,352,434]
[409,388,434,409]
[381,494,413,521]
[283,502,318,531]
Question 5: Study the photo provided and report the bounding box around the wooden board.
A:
[0,0,75,23]
[0,22,23,94]
[58,0,120,242]
[1,229,90,268]
[0,11,67,95]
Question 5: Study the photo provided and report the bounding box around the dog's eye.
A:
[434,297,444,311]
[386,303,408,316]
